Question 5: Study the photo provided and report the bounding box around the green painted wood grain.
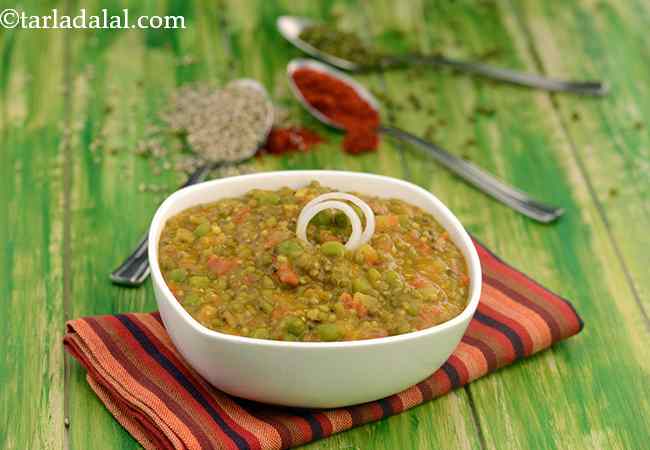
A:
[0,2,67,449]
[356,0,650,448]
[2,0,649,449]
[63,1,234,448]
[513,0,650,317]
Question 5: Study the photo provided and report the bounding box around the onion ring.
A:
[296,200,363,250]
[302,192,375,247]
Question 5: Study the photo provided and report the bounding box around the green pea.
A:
[383,270,403,289]
[259,300,274,314]
[367,268,381,283]
[193,222,211,237]
[258,192,281,205]
[277,239,303,257]
[285,316,306,337]
[169,268,187,282]
[320,241,345,257]
[315,323,342,341]
[262,276,275,289]
[312,210,332,226]
[334,212,349,227]
[189,276,210,288]
[353,277,372,294]
[405,303,420,316]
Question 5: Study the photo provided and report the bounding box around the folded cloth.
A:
[64,242,583,450]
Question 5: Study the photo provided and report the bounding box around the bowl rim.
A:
[148,170,482,348]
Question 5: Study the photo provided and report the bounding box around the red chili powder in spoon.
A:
[291,68,380,154]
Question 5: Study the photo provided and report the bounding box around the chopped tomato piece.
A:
[271,305,288,321]
[357,244,379,265]
[167,282,182,298]
[271,306,288,320]
[367,200,389,214]
[341,292,368,317]
[375,215,399,231]
[416,305,442,329]
[242,274,256,286]
[365,252,379,265]
[232,207,251,224]
[340,292,353,305]
[410,274,433,289]
[207,256,239,276]
[415,241,433,255]
[277,262,299,286]
[352,301,368,318]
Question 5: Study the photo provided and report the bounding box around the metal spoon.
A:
[110,79,273,287]
[287,58,564,223]
[278,16,607,96]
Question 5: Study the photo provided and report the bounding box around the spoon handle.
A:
[379,125,564,223]
[386,55,608,96]
[109,164,214,287]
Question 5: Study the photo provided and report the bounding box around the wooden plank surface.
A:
[513,0,650,317]
[0,1,67,449]
[355,1,650,449]
[64,1,230,448]
[1,0,648,449]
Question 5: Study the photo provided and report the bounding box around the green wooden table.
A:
[2,0,649,448]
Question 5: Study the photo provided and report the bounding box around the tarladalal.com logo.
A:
[0,8,186,29]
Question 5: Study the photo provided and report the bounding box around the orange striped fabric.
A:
[64,241,583,450]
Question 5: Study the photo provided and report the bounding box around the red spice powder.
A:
[343,127,379,154]
[260,127,324,155]
[292,68,380,154]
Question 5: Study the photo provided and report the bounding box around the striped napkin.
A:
[64,242,583,450]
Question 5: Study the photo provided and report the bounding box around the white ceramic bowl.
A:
[149,171,481,408]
